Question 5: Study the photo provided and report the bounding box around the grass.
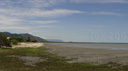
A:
[0,47,128,71]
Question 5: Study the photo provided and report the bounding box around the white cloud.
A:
[91,12,122,16]
[38,25,56,28]
[30,20,58,24]
[0,0,127,10]
[70,0,128,3]
[0,0,66,8]
[26,0,66,8]
[0,9,84,18]
[0,8,122,17]
[0,15,23,25]
[0,26,30,30]
[0,0,124,35]
[0,0,84,33]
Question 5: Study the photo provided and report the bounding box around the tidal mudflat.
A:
[45,43,128,65]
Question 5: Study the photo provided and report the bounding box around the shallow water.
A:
[47,43,128,50]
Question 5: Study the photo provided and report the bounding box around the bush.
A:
[31,40,37,42]
[27,37,31,42]
[0,33,11,47]
[10,37,24,42]
[12,40,18,45]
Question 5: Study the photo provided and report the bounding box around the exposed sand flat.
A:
[12,42,44,48]
[45,43,128,65]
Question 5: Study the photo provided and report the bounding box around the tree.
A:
[27,37,31,42]
[12,39,18,45]
[10,37,24,42]
[0,33,11,47]
[31,40,37,42]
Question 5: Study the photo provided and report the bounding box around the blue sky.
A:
[0,0,128,42]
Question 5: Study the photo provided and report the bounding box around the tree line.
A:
[0,33,37,47]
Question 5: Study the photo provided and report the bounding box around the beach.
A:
[12,42,128,65]
[1,42,128,71]
[12,42,44,48]
[45,43,128,65]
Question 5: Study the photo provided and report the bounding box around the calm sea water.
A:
[48,43,128,50]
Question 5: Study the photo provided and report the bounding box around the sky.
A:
[0,0,128,42]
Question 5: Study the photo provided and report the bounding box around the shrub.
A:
[31,40,37,42]
[12,40,18,45]
[27,37,31,42]
[10,37,24,42]
[0,33,11,47]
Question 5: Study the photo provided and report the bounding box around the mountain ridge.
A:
[1,32,47,42]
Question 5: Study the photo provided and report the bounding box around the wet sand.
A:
[45,43,128,65]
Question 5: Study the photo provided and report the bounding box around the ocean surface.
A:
[47,43,128,50]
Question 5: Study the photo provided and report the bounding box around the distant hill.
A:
[1,32,47,42]
[46,39,64,42]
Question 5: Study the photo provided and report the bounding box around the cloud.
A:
[0,1,122,18]
[0,0,124,35]
[26,0,66,8]
[0,9,84,18]
[30,20,58,24]
[0,0,84,34]
[0,0,127,10]
[90,12,122,16]
[38,25,56,28]
[0,15,23,25]
[0,8,83,32]
[70,0,128,3]
[0,8,122,17]
[0,0,66,8]
[0,26,30,30]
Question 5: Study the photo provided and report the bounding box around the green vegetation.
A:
[0,47,128,71]
[9,37,37,43]
[26,37,31,42]
[12,39,18,45]
[0,33,37,48]
[31,39,37,42]
[10,37,24,42]
[0,33,11,47]
[0,33,38,47]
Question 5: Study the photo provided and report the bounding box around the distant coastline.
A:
[43,41,128,44]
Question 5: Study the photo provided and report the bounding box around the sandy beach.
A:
[44,43,128,65]
[12,42,44,48]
